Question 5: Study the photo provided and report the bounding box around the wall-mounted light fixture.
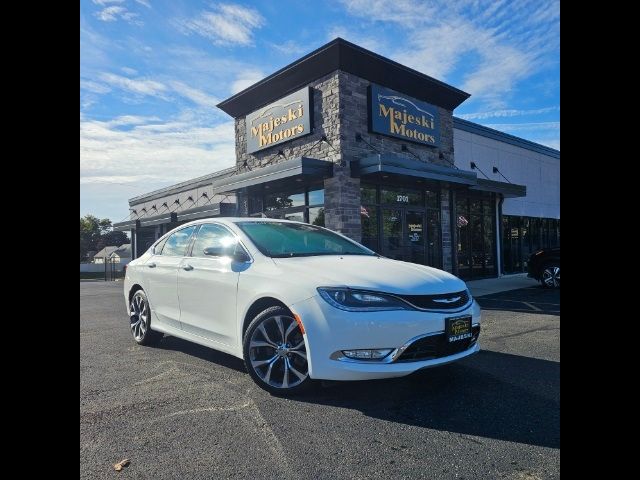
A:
[492,166,512,184]
[470,161,490,179]
[401,144,421,161]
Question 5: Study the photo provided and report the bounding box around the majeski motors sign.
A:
[246,87,313,154]
[368,84,440,148]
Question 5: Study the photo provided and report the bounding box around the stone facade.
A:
[231,69,457,268]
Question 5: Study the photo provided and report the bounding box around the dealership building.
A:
[114,38,559,280]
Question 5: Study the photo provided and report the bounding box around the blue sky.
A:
[80,0,560,222]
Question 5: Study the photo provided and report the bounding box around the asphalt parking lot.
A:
[80,281,559,479]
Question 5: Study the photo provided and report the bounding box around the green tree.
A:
[80,215,129,261]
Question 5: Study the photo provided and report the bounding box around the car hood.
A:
[271,255,467,295]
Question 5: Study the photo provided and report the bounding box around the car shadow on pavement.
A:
[295,350,559,449]
[476,287,560,316]
[155,335,247,373]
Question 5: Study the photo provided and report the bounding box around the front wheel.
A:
[129,289,163,345]
[243,306,312,395]
[541,264,560,288]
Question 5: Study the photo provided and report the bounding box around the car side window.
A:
[161,226,197,257]
[153,236,169,255]
[191,224,237,258]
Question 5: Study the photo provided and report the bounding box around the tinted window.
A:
[191,224,236,258]
[161,226,197,256]
[237,222,374,257]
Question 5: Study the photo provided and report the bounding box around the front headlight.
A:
[317,287,410,311]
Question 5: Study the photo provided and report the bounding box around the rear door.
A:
[143,225,197,331]
[177,223,242,346]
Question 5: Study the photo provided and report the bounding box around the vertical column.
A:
[323,163,361,242]
[441,186,452,272]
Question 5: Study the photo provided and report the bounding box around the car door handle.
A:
[182,264,194,271]
[147,263,157,268]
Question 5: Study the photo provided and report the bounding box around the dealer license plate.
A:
[446,315,472,343]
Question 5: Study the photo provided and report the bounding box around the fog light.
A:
[342,349,392,360]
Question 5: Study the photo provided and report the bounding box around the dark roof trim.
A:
[139,212,177,227]
[217,38,470,118]
[113,219,139,232]
[357,154,477,186]
[470,178,526,198]
[176,203,222,222]
[453,117,560,159]
[128,166,236,206]
[211,157,333,195]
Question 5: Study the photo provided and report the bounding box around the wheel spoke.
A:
[291,340,305,351]
[130,319,141,331]
[264,358,277,384]
[286,358,307,381]
[289,350,307,361]
[282,358,289,388]
[252,355,278,368]
[250,340,275,349]
[284,318,298,342]
[257,324,277,347]
[274,316,285,342]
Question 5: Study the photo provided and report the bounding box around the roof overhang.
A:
[211,157,333,195]
[354,154,478,186]
[112,219,140,232]
[138,212,177,227]
[176,203,235,222]
[470,178,527,198]
[217,38,470,118]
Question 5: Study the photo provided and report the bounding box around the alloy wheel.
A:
[130,293,148,341]
[248,315,308,389]
[542,265,560,288]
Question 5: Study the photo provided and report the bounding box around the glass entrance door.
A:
[381,208,426,264]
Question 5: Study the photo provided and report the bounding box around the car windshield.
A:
[236,221,376,258]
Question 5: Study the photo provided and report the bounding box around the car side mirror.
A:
[232,249,251,263]
[203,246,228,257]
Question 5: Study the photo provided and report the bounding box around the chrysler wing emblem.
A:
[433,296,461,304]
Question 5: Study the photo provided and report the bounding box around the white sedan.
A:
[123,218,481,395]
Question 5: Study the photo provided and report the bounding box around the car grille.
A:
[395,325,480,362]
[396,290,470,310]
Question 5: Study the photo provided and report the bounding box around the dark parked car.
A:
[528,247,560,288]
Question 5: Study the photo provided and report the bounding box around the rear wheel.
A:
[129,289,163,345]
[243,306,311,395]
[541,264,560,288]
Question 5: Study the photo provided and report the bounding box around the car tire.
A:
[540,263,560,288]
[129,289,163,346]
[243,306,312,396]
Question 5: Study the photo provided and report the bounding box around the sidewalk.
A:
[465,273,538,297]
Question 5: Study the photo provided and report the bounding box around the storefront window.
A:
[308,189,324,206]
[308,207,325,227]
[381,187,422,206]
[456,194,496,280]
[264,191,305,211]
[361,184,377,204]
[503,215,561,273]
[361,206,378,252]
[425,189,439,209]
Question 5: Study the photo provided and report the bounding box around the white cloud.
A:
[170,81,219,107]
[93,0,124,5]
[134,0,151,8]
[230,70,265,94]
[80,113,236,187]
[94,1,142,25]
[121,66,138,75]
[457,107,559,120]
[96,6,126,22]
[267,40,311,56]
[99,72,167,97]
[80,79,112,94]
[336,0,559,108]
[326,26,383,53]
[179,3,265,46]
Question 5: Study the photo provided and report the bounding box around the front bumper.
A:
[289,295,481,381]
